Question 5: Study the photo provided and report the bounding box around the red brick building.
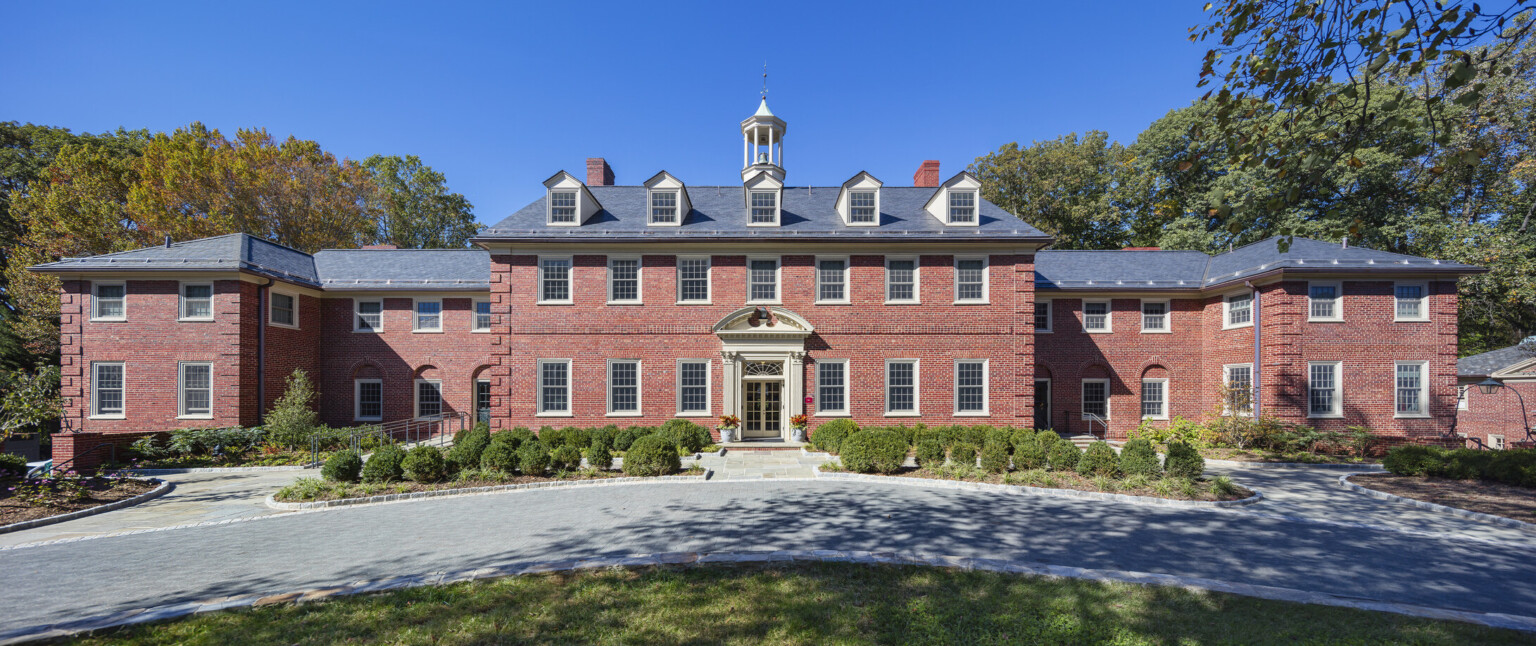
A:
[1455,341,1536,450]
[30,99,1499,467]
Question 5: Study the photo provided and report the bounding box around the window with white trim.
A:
[885,359,918,415]
[1395,361,1428,417]
[269,291,297,328]
[885,257,918,303]
[1224,364,1253,415]
[415,379,443,418]
[1082,379,1109,419]
[473,300,491,331]
[92,282,126,321]
[180,283,213,320]
[817,257,847,303]
[608,257,641,303]
[355,299,382,332]
[817,359,847,415]
[1457,385,1470,411]
[540,257,572,303]
[1083,301,1110,332]
[1395,283,1428,321]
[948,191,976,223]
[1034,301,1052,332]
[476,379,492,423]
[608,360,640,415]
[955,360,988,415]
[677,360,709,415]
[849,191,876,223]
[1308,361,1342,417]
[677,257,710,303]
[749,191,777,224]
[650,191,678,224]
[355,379,383,421]
[413,300,442,332]
[1140,300,1168,332]
[1225,292,1253,328]
[1308,282,1341,321]
[1490,434,1505,450]
[1140,378,1167,419]
[954,257,987,303]
[178,362,212,418]
[748,258,779,303]
[549,191,577,223]
[91,362,124,417]
[538,360,570,415]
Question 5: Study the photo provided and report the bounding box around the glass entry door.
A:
[743,381,782,439]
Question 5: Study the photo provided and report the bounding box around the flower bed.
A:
[818,464,1251,502]
[1347,473,1536,524]
[0,474,158,526]
[274,465,706,503]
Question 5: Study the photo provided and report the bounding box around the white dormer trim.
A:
[643,171,690,227]
[743,170,783,228]
[922,171,983,227]
[542,170,602,227]
[835,171,882,227]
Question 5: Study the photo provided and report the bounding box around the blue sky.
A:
[3,1,1212,226]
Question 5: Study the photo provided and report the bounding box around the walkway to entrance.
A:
[698,449,828,480]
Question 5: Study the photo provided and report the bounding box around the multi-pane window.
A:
[549,191,576,223]
[955,258,986,302]
[540,258,571,303]
[1034,301,1052,332]
[608,360,639,414]
[608,258,640,303]
[1140,379,1166,419]
[1395,283,1427,320]
[179,362,212,417]
[886,258,917,302]
[948,191,975,223]
[270,292,296,327]
[650,191,678,224]
[92,362,124,417]
[678,361,709,414]
[886,360,917,414]
[356,379,383,421]
[355,300,382,332]
[416,380,443,418]
[817,258,847,302]
[181,283,213,320]
[476,380,492,423]
[1308,362,1341,417]
[818,360,847,414]
[955,360,987,414]
[414,300,442,331]
[1140,301,1167,332]
[1309,283,1340,321]
[750,191,777,224]
[1082,380,1108,419]
[749,259,778,302]
[539,360,570,414]
[849,191,876,223]
[1083,301,1110,331]
[1226,292,1253,327]
[1225,365,1253,414]
[473,301,492,331]
[1396,362,1427,416]
[677,257,710,302]
[92,283,126,320]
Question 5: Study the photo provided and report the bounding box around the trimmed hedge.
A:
[361,444,405,483]
[448,424,491,470]
[983,427,1014,454]
[614,426,653,452]
[1013,440,1047,470]
[1036,429,1062,453]
[0,453,27,476]
[1164,441,1205,480]
[585,444,613,471]
[915,439,946,468]
[979,442,1011,474]
[321,450,362,483]
[1077,441,1121,477]
[839,429,908,474]
[1047,442,1080,472]
[1384,445,1536,488]
[517,440,551,476]
[480,441,518,474]
[1118,438,1162,477]
[949,443,978,467]
[402,446,446,483]
[660,419,712,453]
[623,434,681,476]
[550,445,582,472]
[812,419,859,454]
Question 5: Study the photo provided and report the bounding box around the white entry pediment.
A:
[712,306,814,337]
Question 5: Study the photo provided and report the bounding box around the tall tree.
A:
[362,154,480,248]
[969,132,1134,250]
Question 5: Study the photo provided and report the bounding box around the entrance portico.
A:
[713,306,813,442]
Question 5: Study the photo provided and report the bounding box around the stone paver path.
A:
[698,449,828,479]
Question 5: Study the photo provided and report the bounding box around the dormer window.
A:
[922,171,983,227]
[650,191,678,224]
[643,171,690,228]
[836,171,882,227]
[948,191,976,224]
[850,192,876,223]
[750,191,777,225]
[549,191,577,223]
[542,170,600,226]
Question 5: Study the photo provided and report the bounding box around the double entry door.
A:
[742,380,783,439]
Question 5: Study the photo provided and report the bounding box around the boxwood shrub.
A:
[660,419,712,453]
[1047,442,1080,472]
[517,440,551,476]
[1077,441,1121,477]
[979,442,1011,474]
[839,429,908,474]
[448,424,491,469]
[480,441,518,474]
[623,434,681,476]
[321,450,362,483]
[1119,438,1162,477]
[811,419,859,454]
[983,427,1014,454]
[584,444,613,471]
[614,426,653,452]
[361,444,405,483]
[1013,440,1047,470]
[550,445,582,472]
[949,443,978,466]
[1164,440,1205,480]
[402,446,446,483]
[1383,445,1536,488]
[915,438,946,468]
[1036,429,1062,453]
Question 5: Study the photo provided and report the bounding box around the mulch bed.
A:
[856,467,1253,502]
[1200,447,1378,465]
[0,476,158,526]
[275,466,706,503]
[1349,473,1536,524]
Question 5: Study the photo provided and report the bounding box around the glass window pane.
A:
[750,260,777,301]
[415,301,441,329]
[357,301,382,330]
[358,381,382,419]
[850,191,876,222]
[680,362,708,412]
[417,381,442,417]
[1141,380,1163,417]
[550,191,576,222]
[751,192,776,223]
[1396,363,1422,414]
[818,362,845,413]
[95,364,123,414]
[542,259,571,301]
[888,362,915,412]
[610,361,638,412]
[1083,382,1107,417]
[1034,302,1050,329]
[887,260,915,301]
[610,259,639,301]
[818,259,845,301]
[949,191,975,222]
[679,258,710,301]
[651,191,677,223]
[957,361,985,412]
[956,259,984,301]
[1084,302,1108,330]
[474,301,492,330]
[541,362,568,413]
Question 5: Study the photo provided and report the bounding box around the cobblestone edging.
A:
[814,466,1264,508]
[265,471,712,510]
[0,479,170,536]
[2,548,1531,644]
[1205,458,1384,471]
[800,446,833,459]
[126,465,315,475]
[1338,473,1536,534]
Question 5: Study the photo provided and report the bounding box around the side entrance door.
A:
[1033,379,1052,429]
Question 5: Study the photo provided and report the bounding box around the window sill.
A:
[1307,414,1344,419]
[605,412,644,417]
[537,301,574,306]
[535,412,573,418]
[954,411,991,417]
[412,329,444,334]
[675,301,713,306]
[268,323,300,330]
[952,301,990,306]
[352,329,381,334]
[89,318,127,323]
[1085,329,1113,334]
[884,412,921,417]
[883,301,921,306]
[815,301,851,306]
[815,411,851,417]
[1394,413,1432,419]
[676,411,712,417]
[177,415,215,420]
[1140,329,1172,334]
[471,329,491,334]
[1393,318,1431,323]
[1221,322,1254,331]
[1140,416,1169,422]
[606,301,644,306]
[177,318,216,323]
[89,414,126,420]
[746,300,782,306]
[1308,318,1345,324]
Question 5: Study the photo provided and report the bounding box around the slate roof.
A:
[312,249,490,290]
[1458,340,1536,377]
[476,186,1052,242]
[1037,237,1484,291]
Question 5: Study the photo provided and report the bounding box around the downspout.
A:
[256,277,272,425]
[1245,280,1260,414]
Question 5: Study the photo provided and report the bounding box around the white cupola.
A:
[740,98,786,183]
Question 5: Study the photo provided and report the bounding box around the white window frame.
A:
[947,190,977,224]
[536,359,573,417]
[884,358,920,416]
[1307,281,1343,322]
[354,299,383,333]
[606,256,643,304]
[1083,300,1112,333]
[177,361,214,419]
[354,378,383,422]
[1034,300,1052,333]
[1307,361,1343,418]
[547,190,578,225]
[1457,384,1470,411]
[1394,281,1429,322]
[472,299,491,332]
[178,282,215,322]
[953,256,989,304]
[1394,360,1431,418]
[676,255,712,304]
[538,255,574,305]
[1081,378,1110,421]
[1223,363,1254,416]
[884,256,920,304]
[90,281,127,322]
[412,298,443,333]
[746,255,781,304]
[1139,299,1170,333]
[815,359,850,416]
[606,359,642,417]
[648,189,680,226]
[414,378,443,419]
[848,190,878,225]
[268,290,299,329]
[676,359,711,417]
[90,361,125,419]
[953,359,990,416]
[1490,434,1505,450]
[815,255,850,305]
[1140,377,1168,420]
[748,190,780,226]
[1223,291,1254,330]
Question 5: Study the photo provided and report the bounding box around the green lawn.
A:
[76,562,1525,645]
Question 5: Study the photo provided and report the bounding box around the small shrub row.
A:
[1383,445,1536,488]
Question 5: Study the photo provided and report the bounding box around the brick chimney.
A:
[586,157,614,186]
[913,160,941,187]
[362,244,398,250]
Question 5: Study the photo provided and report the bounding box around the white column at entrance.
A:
[720,351,739,419]
[786,352,805,440]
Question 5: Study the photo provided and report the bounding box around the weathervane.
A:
[761,62,768,99]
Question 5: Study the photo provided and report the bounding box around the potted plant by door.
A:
[790,414,809,443]
[718,415,741,443]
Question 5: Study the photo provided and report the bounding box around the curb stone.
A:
[126,465,316,475]
[1205,458,1385,471]
[0,478,171,535]
[265,470,713,510]
[813,465,1264,509]
[2,549,1532,644]
[1338,473,1536,534]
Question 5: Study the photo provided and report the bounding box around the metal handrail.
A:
[310,412,469,465]
[33,442,117,477]
[1081,412,1107,441]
